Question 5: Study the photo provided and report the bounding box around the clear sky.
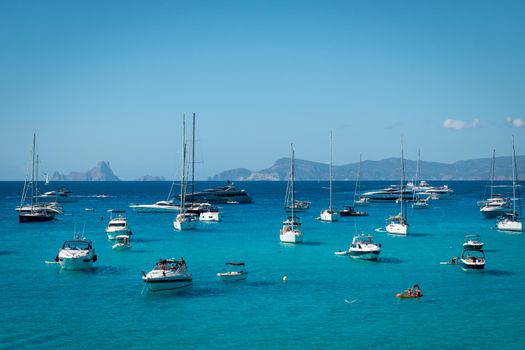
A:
[1,0,524,180]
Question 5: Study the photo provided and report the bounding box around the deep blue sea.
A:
[1,181,524,349]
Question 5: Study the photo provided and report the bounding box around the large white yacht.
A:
[35,187,76,203]
[129,200,179,213]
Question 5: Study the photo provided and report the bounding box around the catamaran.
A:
[280,144,304,243]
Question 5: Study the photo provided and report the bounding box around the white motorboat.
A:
[217,262,248,281]
[386,138,409,235]
[17,134,57,223]
[336,234,381,260]
[199,209,221,222]
[130,200,179,213]
[412,196,430,209]
[142,258,192,292]
[112,235,131,250]
[354,197,370,206]
[320,132,338,222]
[496,136,523,233]
[463,234,484,250]
[105,210,132,239]
[420,185,454,199]
[35,187,76,203]
[280,144,304,243]
[56,234,97,270]
[480,197,512,218]
[460,249,485,270]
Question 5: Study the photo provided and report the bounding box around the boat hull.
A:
[280,230,303,243]
[217,272,248,281]
[173,219,197,231]
[348,250,380,260]
[386,223,408,235]
[105,228,132,240]
[19,213,54,223]
[496,220,523,232]
[480,207,511,218]
[143,277,193,291]
[320,210,338,222]
[129,205,179,213]
[59,257,96,270]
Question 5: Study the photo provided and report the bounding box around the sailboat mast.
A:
[416,148,421,184]
[400,137,405,217]
[490,149,495,198]
[329,131,333,211]
[30,133,36,209]
[35,154,39,206]
[511,136,520,216]
[291,144,295,217]
[179,115,186,213]
[191,113,196,204]
[355,154,361,199]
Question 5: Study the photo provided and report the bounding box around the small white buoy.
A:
[283,275,288,283]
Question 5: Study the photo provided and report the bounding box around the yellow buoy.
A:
[283,276,288,283]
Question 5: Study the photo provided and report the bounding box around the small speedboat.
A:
[336,234,381,260]
[285,200,310,212]
[185,203,221,222]
[412,197,430,209]
[339,205,368,217]
[460,249,485,270]
[56,234,97,270]
[105,210,132,239]
[463,234,484,250]
[217,262,248,281]
[112,235,131,250]
[142,258,192,292]
[353,197,370,206]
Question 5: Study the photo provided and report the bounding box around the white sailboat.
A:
[173,115,198,231]
[320,132,338,222]
[386,138,409,235]
[353,154,370,206]
[480,150,512,218]
[412,149,430,209]
[280,144,304,243]
[497,136,522,232]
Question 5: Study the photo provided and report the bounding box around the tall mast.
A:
[179,115,186,213]
[512,136,521,217]
[191,113,196,205]
[490,149,496,198]
[31,133,36,209]
[416,148,421,184]
[355,154,362,199]
[400,137,405,218]
[291,144,295,218]
[35,154,39,206]
[329,131,333,212]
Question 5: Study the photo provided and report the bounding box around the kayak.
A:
[396,293,423,298]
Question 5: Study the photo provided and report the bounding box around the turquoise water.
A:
[1,181,524,349]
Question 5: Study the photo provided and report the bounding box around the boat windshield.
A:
[62,241,90,250]
[109,222,127,227]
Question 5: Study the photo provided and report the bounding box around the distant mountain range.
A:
[210,155,525,181]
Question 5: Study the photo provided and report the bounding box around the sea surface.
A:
[1,181,524,349]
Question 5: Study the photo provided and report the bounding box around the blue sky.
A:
[1,0,524,180]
